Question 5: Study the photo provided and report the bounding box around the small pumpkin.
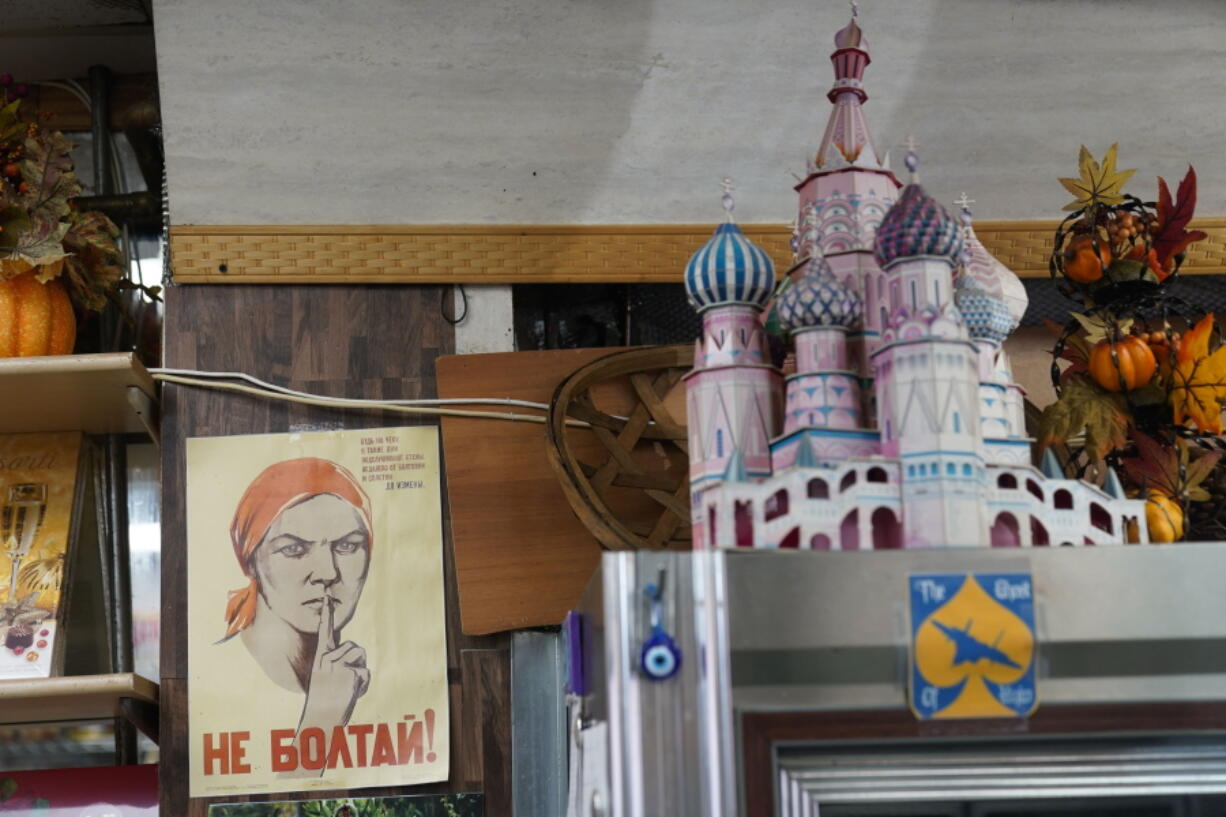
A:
[1063,235,1112,284]
[0,272,76,358]
[1088,334,1156,392]
[1145,489,1184,543]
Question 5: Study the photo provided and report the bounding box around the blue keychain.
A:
[639,574,681,681]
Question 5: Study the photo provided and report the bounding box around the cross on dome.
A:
[720,177,736,221]
[850,0,859,18]
[954,192,975,211]
[903,135,920,183]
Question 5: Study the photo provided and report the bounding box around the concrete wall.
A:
[153,0,1226,227]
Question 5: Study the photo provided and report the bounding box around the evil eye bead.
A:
[639,632,681,681]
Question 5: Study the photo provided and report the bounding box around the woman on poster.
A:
[220,457,373,738]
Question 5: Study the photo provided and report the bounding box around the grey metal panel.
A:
[511,631,567,817]
[724,545,1226,710]
[601,551,707,817]
[776,736,1226,812]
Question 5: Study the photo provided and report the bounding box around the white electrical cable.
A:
[150,367,554,411]
[153,372,592,428]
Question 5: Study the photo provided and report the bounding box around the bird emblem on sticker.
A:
[908,572,1038,719]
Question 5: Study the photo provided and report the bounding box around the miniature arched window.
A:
[807,478,829,499]
[885,421,892,439]
[880,306,888,330]
[779,527,800,549]
[1030,516,1050,546]
[933,279,941,304]
[910,280,918,310]
[997,473,1018,489]
[840,471,857,492]
[1124,516,1140,543]
[719,330,726,347]
[734,500,754,548]
[811,533,832,551]
[716,429,724,458]
[839,509,860,551]
[907,464,916,477]
[953,412,961,433]
[1089,502,1113,534]
[962,464,973,477]
[739,328,747,346]
[871,507,901,549]
[931,461,939,475]
[991,512,1021,548]
[1054,489,1074,510]
[867,467,888,483]
[946,463,956,476]
[765,489,789,522]
[708,506,718,547]
[1026,479,1043,500]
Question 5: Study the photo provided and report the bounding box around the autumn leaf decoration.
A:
[1059,143,1136,212]
[1039,378,1132,460]
[1120,431,1222,501]
[1169,313,1226,434]
[1152,166,1208,274]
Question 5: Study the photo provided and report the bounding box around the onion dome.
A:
[684,190,776,312]
[954,274,1013,344]
[834,16,867,51]
[775,256,862,332]
[957,199,1029,326]
[873,183,965,270]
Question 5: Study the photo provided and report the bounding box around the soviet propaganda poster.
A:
[187,427,448,797]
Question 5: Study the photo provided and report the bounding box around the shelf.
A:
[0,672,158,725]
[0,352,157,437]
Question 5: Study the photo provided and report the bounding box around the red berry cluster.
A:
[0,74,33,198]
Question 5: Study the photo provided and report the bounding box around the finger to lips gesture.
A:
[302,590,370,729]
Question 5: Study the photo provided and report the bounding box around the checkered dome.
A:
[776,256,862,332]
[873,184,964,270]
[954,274,1014,344]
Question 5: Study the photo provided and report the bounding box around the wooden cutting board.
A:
[438,347,667,634]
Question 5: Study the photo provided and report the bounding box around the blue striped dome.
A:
[684,222,776,312]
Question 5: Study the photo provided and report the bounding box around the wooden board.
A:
[0,352,156,435]
[0,672,157,724]
[161,285,509,816]
[438,347,689,635]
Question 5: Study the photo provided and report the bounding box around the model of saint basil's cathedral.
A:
[682,11,1149,549]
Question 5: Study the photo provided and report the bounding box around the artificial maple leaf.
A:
[1059,143,1136,212]
[61,210,123,310]
[18,129,79,225]
[1169,313,1226,434]
[1180,439,1222,502]
[1043,317,1089,384]
[1069,311,1132,345]
[1153,166,1209,270]
[1120,430,1180,497]
[1039,378,1131,460]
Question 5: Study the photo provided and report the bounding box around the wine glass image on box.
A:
[222,458,373,732]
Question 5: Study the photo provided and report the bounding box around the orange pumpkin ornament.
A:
[1145,490,1184,543]
[1063,235,1112,283]
[1088,334,1156,392]
[0,272,76,358]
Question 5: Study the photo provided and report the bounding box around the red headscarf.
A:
[225,457,373,638]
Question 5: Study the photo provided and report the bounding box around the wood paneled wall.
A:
[160,284,511,815]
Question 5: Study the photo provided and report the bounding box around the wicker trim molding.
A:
[169,218,1226,284]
